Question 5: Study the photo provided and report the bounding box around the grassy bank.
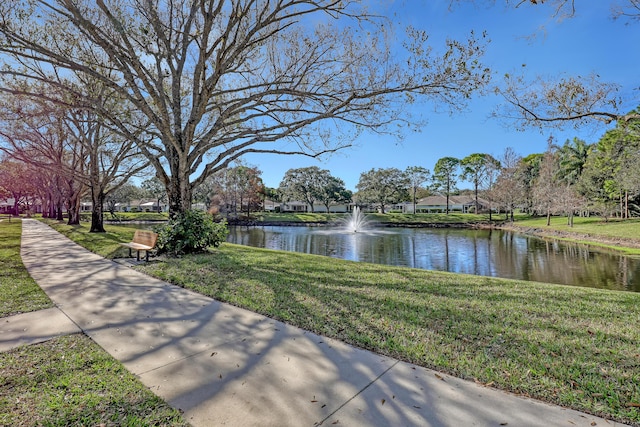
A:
[509,216,640,255]
[43,219,640,425]
[257,211,497,224]
[0,219,188,426]
[0,220,52,317]
[514,215,640,239]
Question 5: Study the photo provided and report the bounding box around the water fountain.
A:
[343,206,370,233]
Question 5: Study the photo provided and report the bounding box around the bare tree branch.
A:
[0,0,491,213]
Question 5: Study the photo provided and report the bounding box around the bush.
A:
[155,209,228,256]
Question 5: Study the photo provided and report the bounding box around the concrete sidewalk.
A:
[0,307,80,352]
[9,219,625,426]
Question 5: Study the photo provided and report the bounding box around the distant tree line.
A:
[2,110,639,224]
[272,119,640,223]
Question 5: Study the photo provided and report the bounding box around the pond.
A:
[227,225,640,292]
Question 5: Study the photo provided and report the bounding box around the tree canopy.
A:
[461,153,496,213]
[279,166,348,212]
[356,167,409,214]
[0,0,490,215]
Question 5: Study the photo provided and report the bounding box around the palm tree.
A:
[555,137,590,185]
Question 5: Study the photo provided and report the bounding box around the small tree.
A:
[461,153,493,214]
[432,157,460,215]
[491,147,523,221]
[315,175,351,213]
[204,166,264,217]
[263,187,282,203]
[104,183,142,217]
[155,210,228,256]
[279,167,328,213]
[405,166,431,215]
[141,177,167,213]
[532,146,561,226]
[483,155,502,221]
[617,150,640,218]
[517,153,544,215]
[557,184,586,227]
[356,168,409,214]
[0,160,38,215]
[231,166,264,217]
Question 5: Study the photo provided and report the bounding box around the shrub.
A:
[155,209,228,256]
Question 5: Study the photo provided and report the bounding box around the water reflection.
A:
[227,226,640,292]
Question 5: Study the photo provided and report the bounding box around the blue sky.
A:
[243,1,640,191]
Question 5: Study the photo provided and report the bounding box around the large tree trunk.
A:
[167,171,192,217]
[45,194,52,218]
[68,209,80,225]
[56,200,64,221]
[90,188,106,233]
[67,193,81,225]
[306,197,315,213]
[11,192,20,215]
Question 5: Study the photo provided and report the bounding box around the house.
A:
[0,197,42,214]
[309,203,351,213]
[280,201,353,213]
[281,200,309,212]
[139,200,164,212]
[118,199,167,212]
[404,195,491,214]
[263,199,279,212]
[0,198,16,214]
[85,199,169,213]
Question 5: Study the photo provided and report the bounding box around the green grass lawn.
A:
[0,334,188,427]
[510,216,640,255]
[515,215,640,240]
[43,218,640,425]
[258,211,497,224]
[366,212,493,223]
[257,212,337,222]
[80,211,169,222]
[39,218,141,258]
[0,220,52,317]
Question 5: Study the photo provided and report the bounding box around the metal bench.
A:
[119,230,158,261]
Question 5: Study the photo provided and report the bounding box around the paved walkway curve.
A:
[16,219,626,426]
